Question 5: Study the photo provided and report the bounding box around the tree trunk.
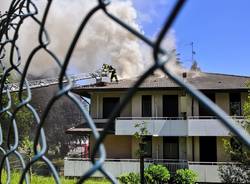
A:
[139,143,144,184]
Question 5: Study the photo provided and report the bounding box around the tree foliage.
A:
[118,164,170,184]
[134,121,149,157]
[134,121,149,142]
[144,164,170,184]
[118,172,140,184]
[0,92,33,145]
[174,169,198,184]
[218,164,249,184]
[219,83,250,183]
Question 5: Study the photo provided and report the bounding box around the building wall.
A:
[131,136,139,159]
[90,94,98,118]
[217,137,231,162]
[90,91,248,118]
[132,90,184,117]
[186,95,200,116]
[90,135,132,159]
[216,93,230,114]
[90,135,231,161]
[179,137,187,160]
[241,92,248,112]
[88,90,248,161]
[194,137,200,161]
[90,92,132,118]
[152,137,163,159]
[132,93,141,117]
[186,137,192,160]
[154,94,163,117]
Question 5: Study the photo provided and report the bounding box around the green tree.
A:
[118,172,140,184]
[134,121,149,156]
[20,136,34,180]
[144,164,170,184]
[0,73,33,151]
[218,83,250,183]
[174,169,198,184]
[134,121,149,184]
[0,92,33,145]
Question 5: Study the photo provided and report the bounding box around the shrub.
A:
[218,164,250,183]
[144,164,170,184]
[174,169,198,184]
[118,172,140,184]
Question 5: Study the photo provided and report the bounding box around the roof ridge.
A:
[204,72,250,78]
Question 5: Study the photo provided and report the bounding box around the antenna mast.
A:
[191,42,195,62]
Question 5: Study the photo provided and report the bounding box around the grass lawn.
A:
[2,172,111,184]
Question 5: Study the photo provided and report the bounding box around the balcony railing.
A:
[117,116,245,120]
[117,117,185,120]
[188,161,245,183]
[187,116,245,120]
[64,158,240,183]
[115,116,246,136]
[64,158,188,177]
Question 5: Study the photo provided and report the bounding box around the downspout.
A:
[192,137,195,161]
[191,96,194,116]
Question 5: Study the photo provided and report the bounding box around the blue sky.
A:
[134,0,250,76]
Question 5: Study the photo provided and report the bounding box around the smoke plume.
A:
[1,0,178,79]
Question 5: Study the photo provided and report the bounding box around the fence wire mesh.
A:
[0,0,249,183]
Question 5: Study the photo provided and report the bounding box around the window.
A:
[200,137,217,162]
[142,95,152,117]
[199,93,215,116]
[230,93,241,116]
[163,137,179,159]
[143,136,152,158]
[103,97,120,118]
[163,95,179,117]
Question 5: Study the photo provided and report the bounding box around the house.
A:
[64,71,250,183]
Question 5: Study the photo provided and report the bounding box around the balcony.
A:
[115,116,244,136]
[64,158,188,177]
[64,158,235,183]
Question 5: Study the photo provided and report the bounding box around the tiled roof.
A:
[72,72,250,92]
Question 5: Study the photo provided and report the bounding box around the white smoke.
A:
[1,0,178,79]
[141,29,185,77]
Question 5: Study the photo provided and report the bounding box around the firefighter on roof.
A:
[102,64,109,77]
[101,64,118,82]
[109,65,118,83]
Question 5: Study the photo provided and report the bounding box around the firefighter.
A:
[102,63,109,77]
[109,65,118,83]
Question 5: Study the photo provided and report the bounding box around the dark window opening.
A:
[103,97,120,118]
[230,93,241,116]
[199,93,215,116]
[142,95,152,117]
[163,95,179,117]
[163,137,179,159]
[200,137,217,162]
[143,136,152,158]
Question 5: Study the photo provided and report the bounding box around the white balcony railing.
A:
[115,116,245,136]
[64,158,237,183]
[64,158,188,177]
[188,161,242,183]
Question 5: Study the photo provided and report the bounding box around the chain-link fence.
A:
[0,0,249,183]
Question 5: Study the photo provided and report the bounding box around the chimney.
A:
[182,72,187,78]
